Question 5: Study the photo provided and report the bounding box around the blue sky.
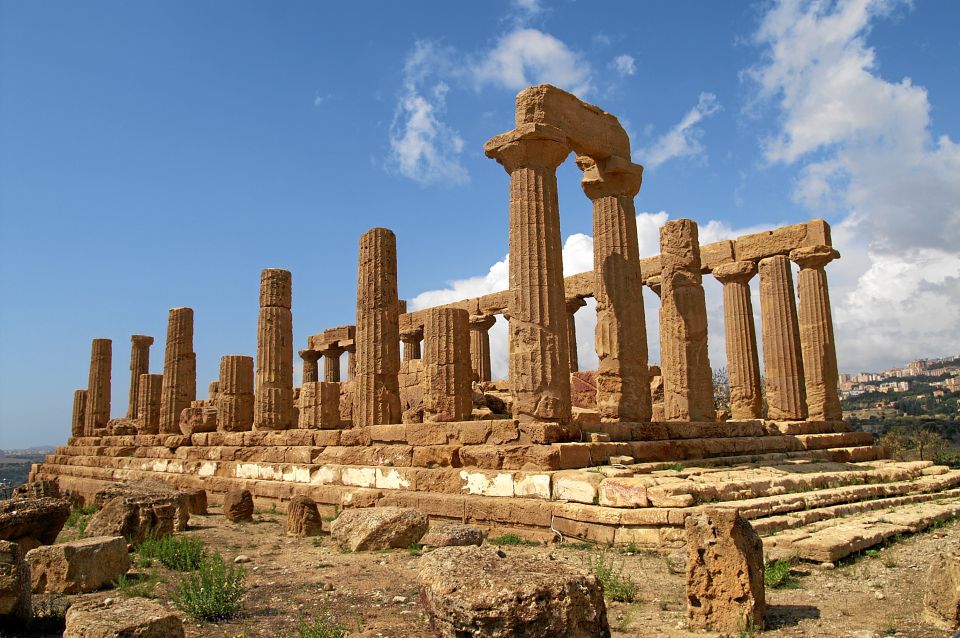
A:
[1,0,958,448]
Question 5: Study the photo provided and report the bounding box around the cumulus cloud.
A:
[473,29,593,96]
[612,54,636,77]
[750,0,960,370]
[635,92,721,169]
[388,41,468,186]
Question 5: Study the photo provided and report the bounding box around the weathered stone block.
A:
[330,506,427,551]
[27,535,129,594]
[63,597,184,638]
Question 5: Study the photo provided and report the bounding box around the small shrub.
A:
[588,552,637,602]
[138,533,205,571]
[408,543,424,556]
[65,504,97,535]
[489,534,538,547]
[764,559,799,589]
[171,553,246,621]
[284,610,348,638]
[667,463,684,472]
[112,572,159,598]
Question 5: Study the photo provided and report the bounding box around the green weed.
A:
[587,551,638,602]
[764,559,800,589]
[138,533,205,571]
[283,610,348,638]
[171,553,246,621]
[112,571,159,598]
[488,534,538,547]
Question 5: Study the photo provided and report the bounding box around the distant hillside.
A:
[0,448,52,495]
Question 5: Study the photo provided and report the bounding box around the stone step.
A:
[626,445,885,474]
[764,498,960,563]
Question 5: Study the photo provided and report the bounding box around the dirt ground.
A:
[24,505,960,638]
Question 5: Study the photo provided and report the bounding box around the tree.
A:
[913,428,947,461]
[878,427,913,461]
[712,366,730,412]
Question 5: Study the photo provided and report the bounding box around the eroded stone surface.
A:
[924,549,960,630]
[224,488,254,522]
[27,535,129,594]
[286,495,322,536]
[0,497,71,549]
[420,523,483,547]
[0,540,31,623]
[159,308,197,434]
[330,506,427,551]
[63,597,184,638]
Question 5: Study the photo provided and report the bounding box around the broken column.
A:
[321,344,344,382]
[254,269,294,430]
[159,307,196,434]
[713,261,763,419]
[791,245,843,421]
[659,220,714,421]
[401,327,423,361]
[299,349,320,384]
[353,228,402,426]
[423,307,472,422]
[758,255,807,420]
[580,155,651,422]
[71,390,87,438]
[485,123,572,423]
[126,335,153,419]
[469,314,496,382]
[84,338,112,434]
[216,355,254,432]
[564,298,585,373]
[298,381,340,429]
[136,373,163,434]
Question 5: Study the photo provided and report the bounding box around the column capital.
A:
[712,260,758,285]
[298,349,320,363]
[317,343,344,358]
[131,334,154,347]
[469,314,497,331]
[484,123,570,173]
[577,155,643,200]
[565,296,587,314]
[646,275,663,297]
[790,245,840,270]
[400,327,423,342]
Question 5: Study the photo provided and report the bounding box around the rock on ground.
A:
[63,596,184,637]
[93,480,189,531]
[685,507,766,633]
[0,539,31,623]
[330,506,428,552]
[923,548,960,629]
[223,488,254,522]
[286,495,322,536]
[27,535,130,594]
[418,545,609,638]
[420,523,483,547]
[85,496,176,544]
[0,496,71,552]
[182,488,208,515]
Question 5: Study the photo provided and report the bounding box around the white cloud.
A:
[473,29,593,96]
[612,54,636,77]
[388,41,468,186]
[635,92,721,169]
[750,0,960,371]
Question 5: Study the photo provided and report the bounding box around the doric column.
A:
[485,123,572,423]
[216,355,254,432]
[71,389,87,438]
[136,373,163,434]
[84,338,112,434]
[758,255,807,420]
[126,335,154,419]
[423,307,473,422]
[321,345,344,383]
[255,269,294,430]
[299,349,320,384]
[208,381,219,402]
[298,381,340,429]
[159,307,196,434]
[354,228,402,426]
[469,315,496,382]
[659,219,714,421]
[401,328,423,361]
[580,155,651,422]
[713,261,763,420]
[344,341,356,380]
[564,297,586,373]
[791,245,842,421]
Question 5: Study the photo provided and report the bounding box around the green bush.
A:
[764,559,799,589]
[138,533,205,571]
[171,553,246,621]
[64,504,97,535]
[284,611,348,638]
[112,572,159,598]
[488,534,538,547]
[587,552,637,602]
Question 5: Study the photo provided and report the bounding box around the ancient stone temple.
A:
[32,85,960,564]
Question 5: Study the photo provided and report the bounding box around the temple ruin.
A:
[32,85,960,561]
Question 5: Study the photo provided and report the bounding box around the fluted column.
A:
[758,255,807,420]
[159,307,196,434]
[136,373,163,434]
[659,219,714,421]
[321,345,344,383]
[423,307,473,422]
[485,124,572,423]
[469,315,496,382]
[713,261,763,419]
[354,228,402,426]
[401,328,423,361]
[345,342,356,380]
[126,335,154,419]
[85,338,112,434]
[564,297,586,373]
[299,349,320,384]
[71,389,87,438]
[791,245,842,421]
[255,269,294,430]
[580,155,651,422]
[216,355,255,432]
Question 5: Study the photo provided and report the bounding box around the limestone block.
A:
[286,495,322,536]
[330,506,428,552]
[182,488,207,515]
[159,308,197,434]
[298,381,340,429]
[71,389,88,438]
[85,497,175,544]
[423,307,473,423]
[923,549,960,630]
[734,219,831,262]
[136,373,163,434]
[179,405,217,435]
[0,497,71,549]
[127,335,154,419]
[217,355,255,432]
[223,488,253,522]
[597,477,651,507]
[421,523,483,547]
[27,535,129,594]
[85,338,112,434]
[418,545,609,638]
[552,471,604,504]
[686,508,765,633]
[92,480,189,532]
[0,539,31,623]
[399,359,425,423]
[255,270,294,431]
[63,597,184,638]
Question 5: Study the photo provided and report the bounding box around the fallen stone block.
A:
[27,535,129,594]
[330,506,428,551]
[63,596,184,637]
[286,495,322,536]
[923,549,960,630]
[686,508,765,633]
[0,496,71,551]
[85,496,176,544]
[182,488,208,515]
[418,545,609,638]
[224,488,254,522]
[420,523,483,547]
[0,540,31,623]
[93,480,189,531]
